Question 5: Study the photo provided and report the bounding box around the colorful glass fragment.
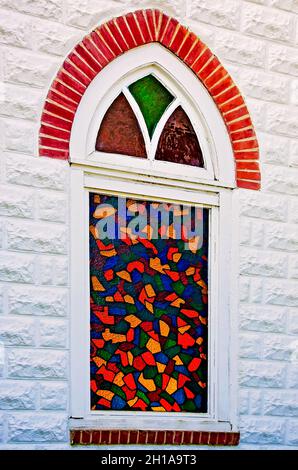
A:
[96,93,147,158]
[90,193,209,412]
[155,106,204,167]
[128,75,174,138]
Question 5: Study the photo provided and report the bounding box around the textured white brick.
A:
[0,10,32,48]
[240,417,286,444]
[239,218,251,245]
[212,30,266,67]
[4,49,59,88]
[4,120,35,154]
[240,333,262,359]
[266,223,298,251]
[240,305,287,333]
[288,309,298,334]
[264,279,298,307]
[0,0,64,20]
[0,253,35,283]
[0,286,4,314]
[268,0,298,13]
[8,285,67,317]
[240,249,288,278]
[5,153,67,191]
[189,0,240,30]
[240,191,287,222]
[40,382,67,410]
[239,389,250,415]
[251,221,265,248]
[267,104,298,138]
[238,69,289,104]
[0,84,41,120]
[39,319,67,348]
[287,363,298,388]
[37,256,68,286]
[184,20,215,48]
[7,349,67,378]
[239,276,250,302]
[250,390,263,415]
[264,391,298,417]
[0,316,35,345]
[37,191,67,223]
[291,80,298,107]
[0,413,3,441]
[264,165,298,196]
[286,420,298,446]
[242,3,294,42]
[289,199,298,224]
[7,413,67,442]
[250,278,263,303]
[32,21,81,57]
[245,98,267,131]
[6,220,67,254]
[258,133,289,166]
[54,257,68,286]
[268,45,298,77]
[0,381,37,409]
[263,334,294,361]
[289,256,298,279]
[0,185,34,218]
[290,141,298,167]
[239,360,286,387]
[65,0,120,29]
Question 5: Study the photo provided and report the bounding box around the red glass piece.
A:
[155,106,204,167]
[96,92,147,158]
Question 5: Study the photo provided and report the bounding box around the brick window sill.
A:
[70,429,240,446]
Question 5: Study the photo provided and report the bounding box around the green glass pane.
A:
[129,75,174,138]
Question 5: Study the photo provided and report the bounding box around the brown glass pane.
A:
[96,93,147,158]
[155,106,204,167]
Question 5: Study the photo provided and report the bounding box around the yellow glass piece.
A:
[138,372,156,391]
[152,406,166,412]
[159,320,170,337]
[124,294,135,304]
[96,390,114,400]
[178,325,191,334]
[100,248,117,257]
[173,253,182,263]
[105,296,114,302]
[186,266,195,276]
[128,397,138,407]
[145,300,154,313]
[171,298,185,308]
[145,284,156,298]
[146,338,161,353]
[102,328,126,343]
[156,362,166,373]
[117,270,132,282]
[165,377,178,395]
[127,351,134,366]
[125,314,142,327]
[93,356,107,368]
[173,355,183,365]
[93,205,116,219]
[196,337,204,345]
[114,372,125,387]
[149,257,170,274]
[91,276,105,292]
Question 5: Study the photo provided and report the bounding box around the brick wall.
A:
[0,0,297,449]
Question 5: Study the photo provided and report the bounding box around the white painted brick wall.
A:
[0,0,297,450]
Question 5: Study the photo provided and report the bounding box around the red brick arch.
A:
[39,9,260,190]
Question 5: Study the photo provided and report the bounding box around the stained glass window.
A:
[95,74,204,168]
[128,75,174,138]
[90,192,208,412]
[155,106,204,167]
[96,93,147,158]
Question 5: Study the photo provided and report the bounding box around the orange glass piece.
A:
[155,106,204,167]
[96,92,147,158]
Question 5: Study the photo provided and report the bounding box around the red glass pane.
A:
[155,106,204,167]
[96,93,147,158]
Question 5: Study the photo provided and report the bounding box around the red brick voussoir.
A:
[39,9,260,191]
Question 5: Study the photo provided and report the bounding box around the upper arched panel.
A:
[39,9,260,190]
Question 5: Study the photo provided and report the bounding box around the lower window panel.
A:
[89,192,209,413]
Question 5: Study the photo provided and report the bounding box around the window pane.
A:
[90,193,208,413]
[155,106,204,167]
[96,93,147,158]
[128,75,174,138]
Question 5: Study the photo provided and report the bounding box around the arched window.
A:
[39,10,260,445]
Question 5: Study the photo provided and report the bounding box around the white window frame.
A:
[69,44,239,433]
